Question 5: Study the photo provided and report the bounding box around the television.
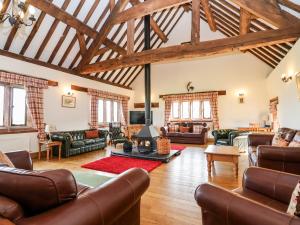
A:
[130,111,153,125]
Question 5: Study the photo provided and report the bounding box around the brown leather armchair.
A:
[195,167,300,225]
[248,132,300,175]
[0,151,150,225]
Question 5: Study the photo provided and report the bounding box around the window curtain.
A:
[0,71,48,141]
[164,100,172,125]
[87,88,130,127]
[162,92,220,129]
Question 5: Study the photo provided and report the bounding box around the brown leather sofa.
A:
[248,129,300,175]
[0,151,150,225]
[195,167,300,225]
[162,122,208,144]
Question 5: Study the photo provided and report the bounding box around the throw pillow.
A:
[273,138,289,147]
[180,126,190,133]
[272,132,285,146]
[0,152,14,168]
[193,125,203,134]
[169,124,176,133]
[289,141,300,147]
[85,130,99,139]
[287,181,300,216]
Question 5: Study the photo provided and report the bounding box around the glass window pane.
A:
[181,101,190,119]
[12,87,26,126]
[106,101,111,123]
[203,101,211,119]
[192,101,200,119]
[172,102,179,119]
[0,86,4,126]
[113,101,118,122]
[98,100,104,123]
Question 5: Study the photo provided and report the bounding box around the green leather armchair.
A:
[212,129,246,146]
[109,123,128,147]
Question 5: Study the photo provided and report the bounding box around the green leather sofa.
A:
[211,129,247,146]
[51,129,108,158]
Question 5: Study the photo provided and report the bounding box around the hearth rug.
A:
[170,144,187,151]
[81,156,162,174]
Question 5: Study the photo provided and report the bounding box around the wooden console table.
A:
[39,141,62,161]
[204,145,240,178]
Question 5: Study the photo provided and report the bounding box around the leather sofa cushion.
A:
[94,138,105,143]
[167,132,181,137]
[83,139,96,145]
[0,167,77,216]
[234,188,287,212]
[0,196,24,222]
[181,133,201,138]
[216,139,230,145]
[71,140,85,148]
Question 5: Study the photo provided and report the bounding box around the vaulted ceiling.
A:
[0,0,299,90]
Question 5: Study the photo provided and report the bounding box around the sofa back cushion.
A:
[85,130,99,139]
[179,126,190,133]
[0,167,77,216]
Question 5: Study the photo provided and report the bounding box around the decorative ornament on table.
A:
[157,127,171,155]
[186,82,194,92]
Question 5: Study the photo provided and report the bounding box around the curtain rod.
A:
[159,90,226,98]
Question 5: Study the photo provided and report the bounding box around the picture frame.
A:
[62,95,76,108]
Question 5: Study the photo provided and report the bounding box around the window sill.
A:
[0,128,37,135]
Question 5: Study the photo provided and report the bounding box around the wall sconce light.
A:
[186,82,194,92]
[238,92,245,104]
[281,73,293,83]
[64,86,73,96]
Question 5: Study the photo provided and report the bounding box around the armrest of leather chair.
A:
[17,168,150,225]
[248,133,274,147]
[98,129,109,140]
[195,183,299,225]
[51,133,72,158]
[243,167,300,204]
[5,151,32,170]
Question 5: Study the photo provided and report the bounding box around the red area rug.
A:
[81,156,162,174]
[171,144,187,151]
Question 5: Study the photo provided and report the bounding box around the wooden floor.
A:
[34,144,249,225]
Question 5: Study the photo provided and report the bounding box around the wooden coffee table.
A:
[204,145,240,178]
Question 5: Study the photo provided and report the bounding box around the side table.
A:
[39,141,62,161]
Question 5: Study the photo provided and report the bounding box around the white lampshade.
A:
[45,125,51,133]
[28,5,35,15]
[0,2,3,11]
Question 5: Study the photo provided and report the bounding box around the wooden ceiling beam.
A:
[239,8,252,35]
[130,0,168,42]
[76,32,87,55]
[80,24,300,74]
[103,39,127,56]
[200,0,217,31]
[127,19,135,54]
[278,0,300,13]
[77,0,130,69]
[112,0,191,24]
[47,0,86,63]
[34,0,71,60]
[0,0,10,20]
[229,0,300,28]
[191,0,201,44]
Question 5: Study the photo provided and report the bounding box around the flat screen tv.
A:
[130,111,153,125]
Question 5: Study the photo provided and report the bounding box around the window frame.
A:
[0,83,34,133]
[169,100,212,122]
[97,99,121,125]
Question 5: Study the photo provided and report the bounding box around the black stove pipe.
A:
[144,14,151,126]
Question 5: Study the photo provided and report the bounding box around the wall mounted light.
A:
[238,91,245,104]
[64,86,73,96]
[281,73,293,83]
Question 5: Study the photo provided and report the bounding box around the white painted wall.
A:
[132,15,272,129]
[266,40,300,129]
[0,55,134,152]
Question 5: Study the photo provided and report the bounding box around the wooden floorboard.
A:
[34,144,249,225]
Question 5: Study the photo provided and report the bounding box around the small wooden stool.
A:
[39,141,62,161]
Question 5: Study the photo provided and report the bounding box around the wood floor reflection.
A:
[34,144,248,225]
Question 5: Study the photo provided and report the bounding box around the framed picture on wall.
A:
[296,73,300,99]
[62,95,76,108]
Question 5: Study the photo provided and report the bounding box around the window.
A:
[181,101,190,119]
[98,100,104,123]
[171,101,179,119]
[0,84,32,130]
[192,100,200,119]
[97,99,121,124]
[113,101,118,122]
[106,101,111,123]
[170,100,212,121]
[203,100,212,119]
